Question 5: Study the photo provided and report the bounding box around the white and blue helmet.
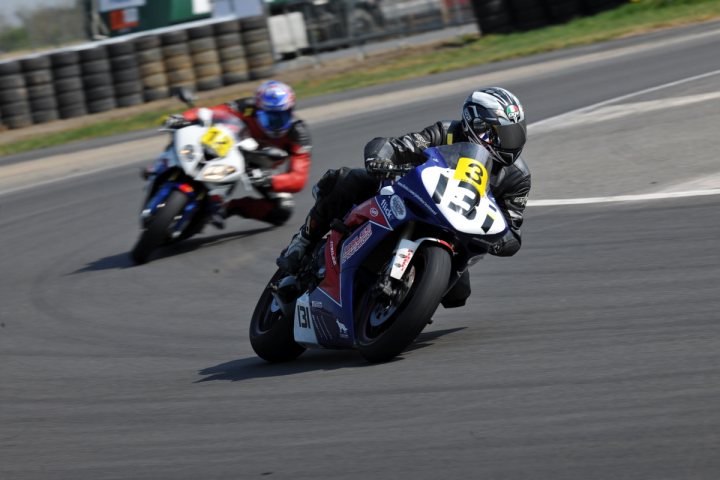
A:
[255,80,296,138]
[462,87,527,165]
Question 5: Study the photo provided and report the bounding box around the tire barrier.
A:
[1,2,629,131]
[471,0,627,34]
[108,41,144,108]
[161,29,197,91]
[22,56,59,125]
[188,24,223,91]
[0,17,276,129]
[240,16,275,80]
[79,46,117,114]
[0,60,33,129]
[213,19,249,86]
[50,50,88,119]
[134,34,169,102]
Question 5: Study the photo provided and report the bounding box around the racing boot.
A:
[276,228,312,274]
[276,213,323,274]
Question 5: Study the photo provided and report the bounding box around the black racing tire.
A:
[356,244,451,363]
[249,269,305,362]
[131,190,188,265]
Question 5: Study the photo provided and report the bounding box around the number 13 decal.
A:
[432,157,489,219]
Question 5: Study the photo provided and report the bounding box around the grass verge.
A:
[1,0,719,157]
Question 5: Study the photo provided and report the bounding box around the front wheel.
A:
[249,269,305,362]
[131,190,188,264]
[356,244,452,363]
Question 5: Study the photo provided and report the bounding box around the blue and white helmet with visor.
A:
[461,87,527,166]
[255,80,296,138]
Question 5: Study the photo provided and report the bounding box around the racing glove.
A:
[249,170,273,190]
[162,113,191,129]
[365,157,398,179]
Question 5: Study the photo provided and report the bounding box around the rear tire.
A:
[131,190,188,265]
[249,269,305,362]
[356,244,451,363]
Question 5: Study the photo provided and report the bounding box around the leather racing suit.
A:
[301,120,531,307]
[183,97,312,225]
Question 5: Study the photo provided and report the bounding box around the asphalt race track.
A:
[2,21,720,480]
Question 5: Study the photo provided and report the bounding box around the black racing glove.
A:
[366,157,401,179]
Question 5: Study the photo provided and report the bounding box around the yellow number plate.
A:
[200,127,233,158]
[453,157,488,196]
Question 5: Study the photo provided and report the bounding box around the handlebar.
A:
[366,163,414,177]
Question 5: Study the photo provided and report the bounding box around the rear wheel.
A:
[249,269,305,362]
[131,190,188,264]
[356,244,451,363]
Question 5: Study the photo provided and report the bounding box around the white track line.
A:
[528,189,720,207]
[527,68,720,206]
[529,68,720,133]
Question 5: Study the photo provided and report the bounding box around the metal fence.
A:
[266,0,475,58]
[0,1,87,54]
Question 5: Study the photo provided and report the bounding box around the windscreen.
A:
[429,143,493,170]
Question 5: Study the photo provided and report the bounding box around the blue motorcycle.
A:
[250,142,508,363]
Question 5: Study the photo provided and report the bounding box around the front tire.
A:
[131,190,188,265]
[249,269,305,362]
[356,244,451,363]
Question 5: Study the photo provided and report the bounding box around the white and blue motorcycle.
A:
[250,142,508,363]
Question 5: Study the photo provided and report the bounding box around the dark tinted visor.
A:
[493,120,527,152]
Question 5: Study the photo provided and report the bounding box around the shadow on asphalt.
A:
[72,226,274,273]
[196,327,466,382]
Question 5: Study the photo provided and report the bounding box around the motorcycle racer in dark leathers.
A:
[277,87,531,307]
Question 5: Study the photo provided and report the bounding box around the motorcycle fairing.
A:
[419,146,508,236]
[293,143,509,349]
[296,197,395,348]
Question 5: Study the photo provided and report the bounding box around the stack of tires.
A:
[187,24,223,91]
[51,51,87,119]
[240,16,275,80]
[579,0,627,14]
[471,0,513,34]
[214,19,249,86]
[542,0,582,23]
[22,56,58,125]
[471,0,627,33]
[135,35,169,102]
[79,46,117,114]
[107,42,144,108]
[0,61,33,129]
[161,30,196,91]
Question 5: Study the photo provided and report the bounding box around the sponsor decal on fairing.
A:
[390,195,406,220]
[340,224,372,264]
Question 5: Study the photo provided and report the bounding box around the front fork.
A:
[140,180,205,238]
